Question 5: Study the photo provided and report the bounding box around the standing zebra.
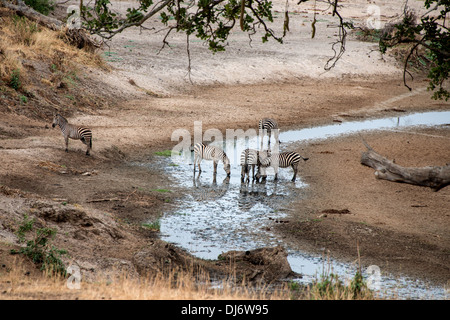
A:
[240,148,258,183]
[258,118,279,150]
[193,143,231,177]
[257,151,308,182]
[240,149,270,183]
[52,113,92,156]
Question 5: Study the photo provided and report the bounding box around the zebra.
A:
[52,113,92,156]
[256,151,308,182]
[258,118,279,150]
[193,142,231,177]
[240,149,270,183]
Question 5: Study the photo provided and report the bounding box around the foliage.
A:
[154,150,174,157]
[11,214,68,276]
[80,0,283,52]
[308,269,373,300]
[379,0,450,100]
[9,69,21,91]
[24,0,54,16]
[142,219,161,231]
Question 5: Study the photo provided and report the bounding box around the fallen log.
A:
[1,0,101,50]
[1,0,64,30]
[360,139,450,192]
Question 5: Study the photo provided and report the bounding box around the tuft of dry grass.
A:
[0,259,291,300]
[0,256,380,300]
[0,9,106,87]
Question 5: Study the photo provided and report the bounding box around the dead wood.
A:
[1,0,64,30]
[360,138,450,191]
[1,0,101,50]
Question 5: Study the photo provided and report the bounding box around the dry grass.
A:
[0,259,291,300]
[0,8,106,86]
[0,256,380,300]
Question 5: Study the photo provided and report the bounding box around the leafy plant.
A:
[24,0,54,16]
[15,214,34,242]
[142,219,161,231]
[19,95,28,104]
[9,69,21,91]
[379,1,450,100]
[11,214,68,276]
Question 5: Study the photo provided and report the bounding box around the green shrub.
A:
[142,219,161,231]
[11,214,68,276]
[24,0,55,16]
[9,69,21,91]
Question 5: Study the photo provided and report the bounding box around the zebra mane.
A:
[55,113,67,122]
[222,152,230,164]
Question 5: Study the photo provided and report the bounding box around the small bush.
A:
[306,265,374,300]
[142,219,161,231]
[24,0,55,16]
[11,214,68,276]
[9,69,21,90]
[20,95,28,104]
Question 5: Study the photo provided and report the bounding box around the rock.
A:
[132,240,189,276]
[218,246,300,283]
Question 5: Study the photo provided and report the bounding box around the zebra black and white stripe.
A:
[257,151,308,182]
[52,113,92,156]
[240,148,258,183]
[193,143,231,176]
[240,149,270,183]
[258,118,279,149]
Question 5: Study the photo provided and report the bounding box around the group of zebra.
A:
[51,114,308,183]
[194,118,309,183]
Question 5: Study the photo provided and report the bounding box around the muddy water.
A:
[151,111,450,299]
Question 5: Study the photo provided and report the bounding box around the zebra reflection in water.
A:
[192,173,230,202]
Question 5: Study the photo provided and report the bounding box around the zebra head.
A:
[52,114,58,128]
[258,150,271,167]
[52,113,64,128]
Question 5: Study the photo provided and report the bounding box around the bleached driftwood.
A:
[360,138,450,192]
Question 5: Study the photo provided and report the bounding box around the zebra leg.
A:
[274,167,279,181]
[193,155,197,173]
[213,161,218,175]
[85,137,91,156]
[241,165,246,183]
[291,163,298,182]
[194,155,202,174]
[65,136,69,153]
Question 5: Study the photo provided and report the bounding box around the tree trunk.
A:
[360,139,450,191]
[1,0,64,30]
